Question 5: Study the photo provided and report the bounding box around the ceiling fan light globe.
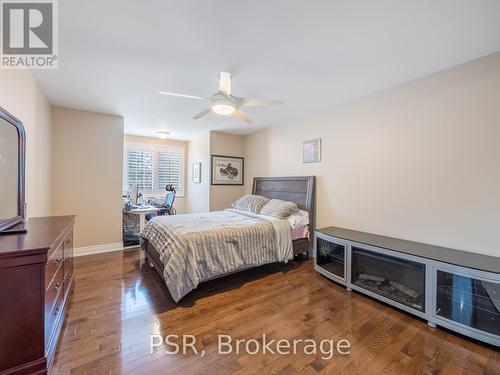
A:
[212,102,235,115]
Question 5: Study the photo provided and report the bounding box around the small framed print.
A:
[211,155,244,185]
[302,139,321,163]
[192,162,201,183]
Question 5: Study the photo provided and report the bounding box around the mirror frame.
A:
[0,106,26,232]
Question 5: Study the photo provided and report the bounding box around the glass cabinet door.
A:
[315,236,345,280]
[436,270,500,336]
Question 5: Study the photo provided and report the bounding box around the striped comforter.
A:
[140,209,293,302]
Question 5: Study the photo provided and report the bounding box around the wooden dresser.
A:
[0,216,75,375]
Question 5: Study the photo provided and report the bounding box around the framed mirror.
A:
[0,106,26,234]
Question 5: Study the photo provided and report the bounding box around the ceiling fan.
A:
[159,72,284,124]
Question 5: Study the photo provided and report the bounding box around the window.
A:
[124,142,184,196]
[126,148,154,192]
[156,149,183,192]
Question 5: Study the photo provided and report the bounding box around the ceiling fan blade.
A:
[159,91,209,101]
[219,72,231,96]
[234,109,252,124]
[192,108,211,120]
[239,98,284,107]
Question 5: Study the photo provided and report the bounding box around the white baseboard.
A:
[74,242,124,257]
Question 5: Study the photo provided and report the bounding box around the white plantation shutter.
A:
[124,142,185,196]
[127,149,154,192]
[156,150,183,192]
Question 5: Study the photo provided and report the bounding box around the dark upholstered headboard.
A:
[252,176,316,239]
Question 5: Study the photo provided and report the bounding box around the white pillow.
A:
[231,195,269,214]
[260,199,298,218]
[287,209,310,229]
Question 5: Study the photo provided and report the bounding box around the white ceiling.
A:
[32,0,500,140]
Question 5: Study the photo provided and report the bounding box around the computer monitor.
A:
[131,183,139,205]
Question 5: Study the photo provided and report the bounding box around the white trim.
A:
[123,244,141,251]
[74,242,124,257]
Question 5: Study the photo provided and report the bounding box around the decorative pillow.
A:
[231,195,269,213]
[260,199,298,218]
[287,209,310,229]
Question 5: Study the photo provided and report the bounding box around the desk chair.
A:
[162,192,176,215]
[146,186,177,221]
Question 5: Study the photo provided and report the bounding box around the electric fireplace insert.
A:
[351,247,426,311]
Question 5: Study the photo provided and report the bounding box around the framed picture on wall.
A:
[211,155,244,185]
[192,162,201,183]
[302,138,321,163]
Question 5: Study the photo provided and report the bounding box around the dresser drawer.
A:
[45,283,64,347]
[64,257,73,282]
[63,231,74,281]
[45,242,63,288]
[45,264,63,316]
[63,231,73,259]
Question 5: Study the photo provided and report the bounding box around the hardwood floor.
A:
[52,249,499,375]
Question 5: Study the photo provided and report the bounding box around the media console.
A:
[315,227,500,347]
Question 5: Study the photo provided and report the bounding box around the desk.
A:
[123,206,159,232]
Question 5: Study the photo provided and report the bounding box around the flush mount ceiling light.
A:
[156,131,170,139]
[159,72,284,124]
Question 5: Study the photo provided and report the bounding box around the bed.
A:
[140,176,315,302]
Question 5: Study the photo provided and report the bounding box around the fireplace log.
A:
[389,281,420,299]
[359,274,386,283]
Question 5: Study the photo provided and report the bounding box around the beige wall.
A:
[209,131,245,211]
[124,134,188,214]
[244,53,500,257]
[187,132,210,213]
[0,71,53,217]
[185,131,245,213]
[51,107,124,248]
